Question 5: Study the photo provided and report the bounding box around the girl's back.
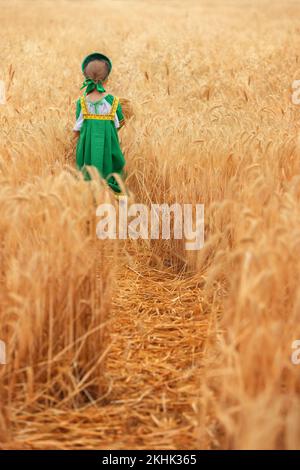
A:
[73,53,125,193]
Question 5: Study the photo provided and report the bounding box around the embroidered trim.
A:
[80,96,119,121]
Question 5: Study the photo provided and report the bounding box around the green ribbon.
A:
[80,78,106,95]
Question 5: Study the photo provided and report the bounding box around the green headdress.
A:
[80,52,112,95]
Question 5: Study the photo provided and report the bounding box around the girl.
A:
[73,52,126,193]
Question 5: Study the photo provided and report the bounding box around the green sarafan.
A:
[1,0,300,451]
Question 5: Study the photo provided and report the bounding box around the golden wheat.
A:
[0,0,300,450]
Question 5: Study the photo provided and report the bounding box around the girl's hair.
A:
[84,59,110,83]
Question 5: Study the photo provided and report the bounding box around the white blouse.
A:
[73,98,121,131]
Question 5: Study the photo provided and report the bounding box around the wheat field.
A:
[1,0,300,450]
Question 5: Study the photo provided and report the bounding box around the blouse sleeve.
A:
[73,99,83,131]
[116,101,125,129]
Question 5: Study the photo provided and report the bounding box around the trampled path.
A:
[10,258,210,449]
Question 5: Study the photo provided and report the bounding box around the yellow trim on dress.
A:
[80,96,119,121]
